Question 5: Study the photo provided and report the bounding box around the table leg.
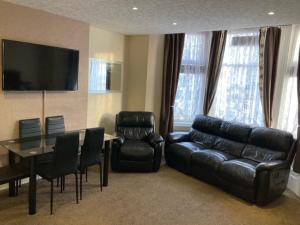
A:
[103,141,110,187]
[8,151,16,197]
[29,157,37,215]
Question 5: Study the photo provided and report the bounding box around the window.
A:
[276,26,300,137]
[174,33,211,125]
[210,29,264,126]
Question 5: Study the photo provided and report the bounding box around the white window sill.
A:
[174,122,192,131]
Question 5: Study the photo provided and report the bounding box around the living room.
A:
[0,0,300,224]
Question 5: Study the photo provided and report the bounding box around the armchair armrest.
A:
[256,160,290,172]
[114,134,125,145]
[147,133,164,147]
[166,132,190,144]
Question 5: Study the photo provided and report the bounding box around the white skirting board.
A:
[288,171,300,197]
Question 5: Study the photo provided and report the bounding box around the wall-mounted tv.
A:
[2,40,79,91]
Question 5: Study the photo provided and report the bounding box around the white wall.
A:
[87,27,125,134]
[123,35,164,131]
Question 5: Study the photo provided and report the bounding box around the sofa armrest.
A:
[256,160,291,205]
[166,132,190,145]
[147,133,164,147]
[256,160,290,172]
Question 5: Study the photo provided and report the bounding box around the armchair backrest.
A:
[116,111,155,140]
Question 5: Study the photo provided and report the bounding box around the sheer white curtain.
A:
[276,25,300,137]
[210,29,264,126]
[174,33,211,125]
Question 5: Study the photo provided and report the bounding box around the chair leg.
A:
[99,163,102,192]
[60,176,63,193]
[85,168,88,182]
[63,176,65,191]
[75,172,78,204]
[56,177,59,187]
[18,179,21,187]
[50,180,54,215]
[80,172,83,200]
[15,180,19,196]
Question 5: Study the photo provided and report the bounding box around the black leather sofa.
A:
[165,115,296,205]
[111,111,164,172]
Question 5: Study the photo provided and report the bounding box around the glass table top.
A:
[0,129,117,158]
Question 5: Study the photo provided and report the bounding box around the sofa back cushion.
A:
[190,115,294,162]
[214,137,246,157]
[190,129,216,148]
[218,121,252,143]
[242,145,286,162]
[192,115,222,135]
[241,127,293,162]
[249,127,293,154]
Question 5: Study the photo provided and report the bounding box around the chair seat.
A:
[120,141,154,161]
[0,164,28,184]
[77,154,103,171]
[191,149,236,171]
[37,163,76,180]
[219,159,258,187]
[37,153,53,165]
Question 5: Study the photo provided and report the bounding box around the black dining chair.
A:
[78,128,104,200]
[45,116,66,187]
[19,118,53,169]
[19,118,42,138]
[45,116,65,135]
[0,164,28,196]
[18,118,43,187]
[37,132,79,214]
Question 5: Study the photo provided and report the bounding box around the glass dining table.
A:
[0,129,118,215]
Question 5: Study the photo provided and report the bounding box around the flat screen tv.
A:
[2,40,79,91]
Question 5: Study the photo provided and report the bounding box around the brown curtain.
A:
[259,27,281,127]
[159,33,185,136]
[293,49,300,173]
[203,31,227,115]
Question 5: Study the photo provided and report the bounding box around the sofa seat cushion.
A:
[165,142,205,169]
[191,149,236,171]
[166,142,205,158]
[242,145,286,163]
[220,159,258,187]
[120,141,154,161]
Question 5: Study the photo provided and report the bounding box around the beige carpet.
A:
[0,165,300,225]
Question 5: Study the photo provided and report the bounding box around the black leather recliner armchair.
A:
[111,111,164,172]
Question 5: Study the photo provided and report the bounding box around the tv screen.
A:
[2,40,79,91]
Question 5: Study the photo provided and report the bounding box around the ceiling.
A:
[4,0,300,34]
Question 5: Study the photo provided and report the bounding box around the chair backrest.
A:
[52,132,79,176]
[116,111,155,140]
[46,116,65,135]
[19,118,41,138]
[80,128,105,169]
